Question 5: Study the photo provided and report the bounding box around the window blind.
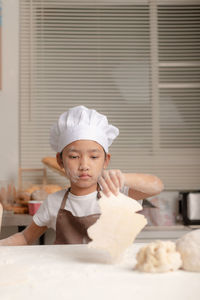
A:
[19,0,200,190]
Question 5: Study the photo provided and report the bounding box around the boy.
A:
[0,106,164,245]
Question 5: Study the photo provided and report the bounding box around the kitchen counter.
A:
[3,212,200,230]
[2,212,32,227]
[0,244,199,300]
[137,224,200,242]
[2,212,200,243]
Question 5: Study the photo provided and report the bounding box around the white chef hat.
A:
[50,106,119,153]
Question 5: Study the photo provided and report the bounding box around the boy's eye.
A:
[91,156,98,159]
[69,155,79,159]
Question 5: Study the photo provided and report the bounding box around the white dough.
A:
[135,240,182,273]
[176,229,200,272]
[87,192,147,261]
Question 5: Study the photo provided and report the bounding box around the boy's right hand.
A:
[98,169,125,197]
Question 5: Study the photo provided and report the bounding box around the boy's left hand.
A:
[98,169,125,197]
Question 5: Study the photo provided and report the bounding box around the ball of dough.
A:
[176,229,200,272]
[135,240,182,273]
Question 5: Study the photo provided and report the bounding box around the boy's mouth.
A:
[79,173,91,179]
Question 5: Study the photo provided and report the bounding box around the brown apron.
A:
[54,188,100,244]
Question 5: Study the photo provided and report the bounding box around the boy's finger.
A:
[98,176,118,196]
[102,173,119,196]
[116,170,125,189]
[98,177,111,197]
[102,170,120,189]
[109,170,121,189]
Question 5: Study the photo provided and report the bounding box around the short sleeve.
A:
[33,197,51,228]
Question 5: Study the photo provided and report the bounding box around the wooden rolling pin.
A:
[42,157,66,177]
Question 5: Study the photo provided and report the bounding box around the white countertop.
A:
[0,243,200,300]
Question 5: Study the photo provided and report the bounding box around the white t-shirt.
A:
[33,186,138,231]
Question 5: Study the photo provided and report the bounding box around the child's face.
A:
[57,140,110,191]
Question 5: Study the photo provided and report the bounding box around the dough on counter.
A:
[87,192,147,261]
[176,229,200,272]
[135,240,182,273]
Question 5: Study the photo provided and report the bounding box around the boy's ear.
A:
[104,153,111,169]
[56,152,64,169]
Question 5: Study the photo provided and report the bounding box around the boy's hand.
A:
[98,169,125,197]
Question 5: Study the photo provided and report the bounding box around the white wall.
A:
[0,0,19,184]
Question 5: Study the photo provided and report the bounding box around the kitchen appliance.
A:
[179,191,200,225]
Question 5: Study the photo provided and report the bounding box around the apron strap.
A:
[60,188,70,209]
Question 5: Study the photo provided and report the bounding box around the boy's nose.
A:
[79,165,89,171]
[79,157,89,171]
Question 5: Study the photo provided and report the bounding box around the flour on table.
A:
[87,192,147,261]
[0,264,29,286]
[135,240,182,273]
[176,229,200,272]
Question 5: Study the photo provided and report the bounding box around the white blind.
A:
[19,0,200,190]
